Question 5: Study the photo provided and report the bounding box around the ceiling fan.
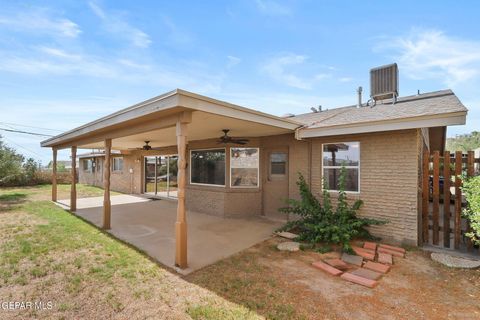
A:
[129,141,160,151]
[217,129,249,145]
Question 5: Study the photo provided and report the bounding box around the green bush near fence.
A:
[462,175,480,245]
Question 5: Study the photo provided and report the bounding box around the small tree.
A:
[0,135,24,185]
[279,166,387,252]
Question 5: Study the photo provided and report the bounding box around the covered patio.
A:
[57,194,281,274]
[41,89,299,269]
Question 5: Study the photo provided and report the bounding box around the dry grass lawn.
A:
[0,184,259,319]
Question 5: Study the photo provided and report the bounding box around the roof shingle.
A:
[293,89,467,129]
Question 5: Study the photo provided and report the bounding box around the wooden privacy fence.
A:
[422,150,479,251]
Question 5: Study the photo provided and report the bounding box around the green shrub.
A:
[462,175,480,245]
[278,166,387,252]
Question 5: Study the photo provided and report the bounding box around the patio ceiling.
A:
[78,110,295,150]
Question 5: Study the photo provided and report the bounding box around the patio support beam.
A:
[70,146,77,211]
[175,113,190,268]
[52,148,57,202]
[103,138,112,229]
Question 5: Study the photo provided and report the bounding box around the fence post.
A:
[432,151,440,245]
[454,151,462,249]
[443,151,451,248]
[466,151,474,251]
[422,150,430,244]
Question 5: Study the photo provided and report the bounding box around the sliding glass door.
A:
[144,155,178,198]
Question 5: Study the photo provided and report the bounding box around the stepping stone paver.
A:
[324,258,350,270]
[378,252,393,265]
[378,246,405,258]
[379,243,405,254]
[277,241,300,252]
[312,261,343,276]
[275,231,298,240]
[351,268,383,281]
[352,246,375,261]
[341,272,378,288]
[364,261,391,274]
[431,253,480,269]
[363,242,377,251]
[341,253,363,266]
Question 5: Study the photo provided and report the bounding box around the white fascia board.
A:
[297,113,466,139]
[177,92,300,130]
[41,92,180,147]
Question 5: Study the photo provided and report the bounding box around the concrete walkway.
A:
[58,195,282,274]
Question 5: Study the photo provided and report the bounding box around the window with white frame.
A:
[230,147,259,187]
[112,157,124,172]
[322,142,360,192]
[190,149,225,186]
[83,159,92,172]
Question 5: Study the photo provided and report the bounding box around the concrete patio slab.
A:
[58,195,282,275]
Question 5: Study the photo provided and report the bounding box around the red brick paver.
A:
[379,243,406,254]
[312,261,343,276]
[364,261,391,274]
[341,272,378,288]
[378,252,393,265]
[352,246,375,261]
[351,268,383,280]
[378,247,405,258]
[363,242,377,251]
[324,258,350,270]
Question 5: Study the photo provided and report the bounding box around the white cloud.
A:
[255,0,292,16]
[227,55,241,68]
[262,53,331,90]
[88,1,152,48]
[339,77,353,82]
[0,8,81,38]
[377,29,480,86]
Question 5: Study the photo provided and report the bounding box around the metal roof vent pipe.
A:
[357,86,363,108]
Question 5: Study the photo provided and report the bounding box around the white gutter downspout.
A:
[294,125,306,140]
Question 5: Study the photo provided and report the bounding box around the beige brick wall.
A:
[309,129,421,245]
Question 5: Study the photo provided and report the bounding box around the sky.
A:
[0,0,479,164]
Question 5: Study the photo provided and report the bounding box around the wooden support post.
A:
[422,150,430,244]
[52,148,58,202]
[175,120,188,268]
[432,151,440,245]
[70,146,77,211]
[443,151,451,248]
[103,139,112,230]
[454,151,462,249]
[466,151,474,251]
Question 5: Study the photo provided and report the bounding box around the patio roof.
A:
[40,89,301,150]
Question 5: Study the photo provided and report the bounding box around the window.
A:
[83,159,92,172]
[190,149,225,186]
[322,142,360,192]
[230,148,259,187]
[270,152,287,176]
[112,157,124,172]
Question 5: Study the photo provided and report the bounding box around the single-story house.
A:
[41,64,468,268]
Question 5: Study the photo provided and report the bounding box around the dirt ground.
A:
[186,237,480,320]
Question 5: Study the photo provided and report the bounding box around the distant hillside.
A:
[446,131,480,151]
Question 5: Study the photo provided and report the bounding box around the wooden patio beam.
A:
[70,146,77,211]
[52,148,57,202]
[175,115,190,269]
[53,112,189,149]
[103,138,112,230]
